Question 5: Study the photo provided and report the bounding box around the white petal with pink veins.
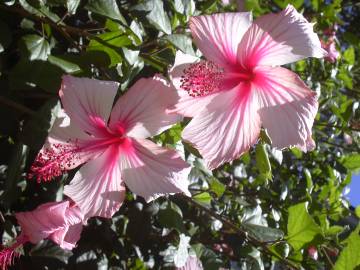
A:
[182,85,261,169]
[60,75,119,136]
[190,12,252,66]
[253,66,318,151]
[119,138,191,202]
[64,145,126,220]
[109,75,181,139]
[238,4,326,67]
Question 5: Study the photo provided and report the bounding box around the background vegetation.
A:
[0,0,359,269]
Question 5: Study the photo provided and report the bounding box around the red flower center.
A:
[180,61,224,97]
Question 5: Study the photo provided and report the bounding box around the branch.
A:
[178,195,300,270]
[0,96,36,116]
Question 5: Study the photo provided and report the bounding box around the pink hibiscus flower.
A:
[0,200,83,270]
[169,5,327,169]
[29,75,190,220]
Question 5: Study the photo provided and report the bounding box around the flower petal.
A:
[182,85,261,169]
[238,4,326,67]
[119,138,191,202]
[60,75,119,136]
[15,200,83,249]
[109,75,181,139]
[190,12,252,66]
[254,66,318,151]
[64,145,126,220]
[168,51,224,117]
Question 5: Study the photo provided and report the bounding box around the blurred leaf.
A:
[356,206,360,219]
[85,0,127,24]
[343,46,355,65]
[48,55,81,73]
[22,35,51,61]
[19,0,61,22]
[193,192,212,205]
[207,177,225,197]
[287,202,322,250]
[67,0,80,14]
[9,59,63,92]
[242,223,284,242]
[341,154,360,173]
[30,241,73,264]
[165,34,195,55]
[255,143,271,179]
[87,31,132,67]
[334,225,360,270]
[133,0,172,34]
[158,201,185,232]
[273,0,304,9]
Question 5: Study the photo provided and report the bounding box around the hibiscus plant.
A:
[0,0,359,269]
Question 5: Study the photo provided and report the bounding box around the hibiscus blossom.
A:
[0,200,83,270]
[29,75,190,220]
[169,5,326,169]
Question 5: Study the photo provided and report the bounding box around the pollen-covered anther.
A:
[180,61,224,97]
[28,141,81,183]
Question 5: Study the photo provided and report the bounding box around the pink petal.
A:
[168,51,223,117]
[119,138,191,202]
[15,201,84,250]
[190,12,252,66]
[60,75,119,137]
[109,75,181,139]
[182,85,261,169]
[238,4,326,67]
[64,145,126,220]
[254,66,318,151]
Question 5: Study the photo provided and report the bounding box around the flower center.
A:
[180,61,224,97]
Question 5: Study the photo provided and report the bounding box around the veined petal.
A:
[109,75,181,139]
[15,200,83,250]
[254,66,318,151]
[64,145,126,220]
[119,138,191,202]
[182,85,261,169]
[168,51,223,117]
[190,12,252,66]
[238,4,326,67]
[60,75,119,136]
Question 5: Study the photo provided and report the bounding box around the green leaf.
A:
[67,0,80,14]
[341,154,360,173]
[287,202,322,250]
[242,223,284,242]
[334,226,360,270]
[87,31,132,67]
[193,192,212,205]
[22,34,51,61]
[30,241,73,264]
[48,55,81,73]
[355,206,360,218]
[273,0,304,9]
[255,143,271,179]
[165,34,195,56]
[158,201,185,232]
[207,177,225,197]
[343,46,355,65]
[133,0,172,34]
[85,0,126,24]
[9,59,63,92]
